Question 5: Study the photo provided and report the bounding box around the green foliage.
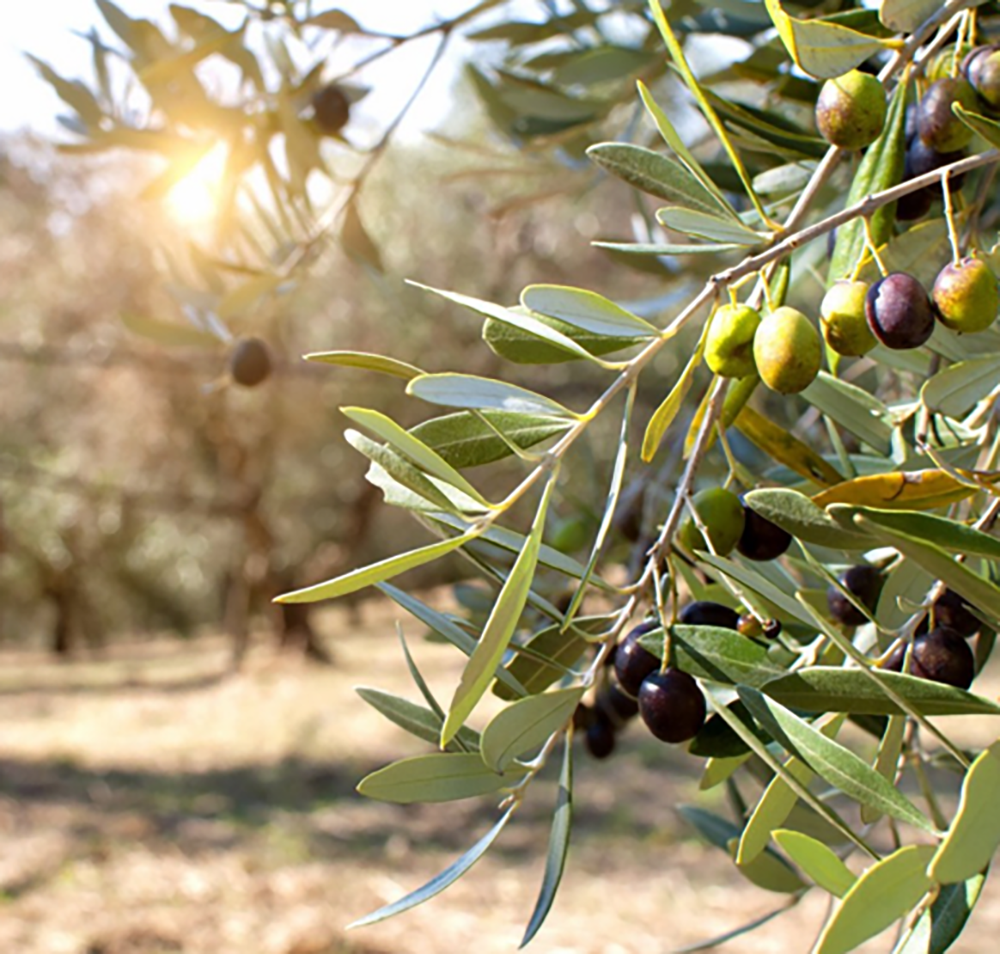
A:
[39,0,1000,949]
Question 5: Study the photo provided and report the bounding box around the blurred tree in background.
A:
[9,0,678,664]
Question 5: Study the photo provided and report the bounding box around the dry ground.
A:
[2,595,1000,954]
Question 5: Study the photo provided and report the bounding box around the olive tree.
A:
[36,0,1000,950]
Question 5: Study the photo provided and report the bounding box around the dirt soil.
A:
[2,595,1000,954]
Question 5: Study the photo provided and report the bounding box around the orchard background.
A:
[8,0,1000,951]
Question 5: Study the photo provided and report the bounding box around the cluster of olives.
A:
[821,256,999,355]
[705,301,822,394]
[897,45,1000,221]
[827,566,981,690]
[581,603,746,759]
[814,53,999,221]
[896,76,976,221]
[678,487,791,562]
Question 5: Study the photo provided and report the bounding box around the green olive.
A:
[815,70,887,150]
[704,303,761,378]
[820,280,877,357]
[678,487,745,557]
[753,307,822,394]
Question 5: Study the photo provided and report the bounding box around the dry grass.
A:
[1,595,1000,954]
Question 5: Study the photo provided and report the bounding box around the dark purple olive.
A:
[678,601,740,630]
[597,682,640,723]
[584,712,616,759]
[612,621,660,698]
[737,505,792,561]
[883,642,906,672]
[229,337,273,387]
[638,669,706,744]
[865,273,935,350]
[572,703,593,730]
[895,186,934,222]
[311,83,351,135]
[911,626,976,689]
[762,619,783,640]
[932,589,980,638]
[905,137,966,195]
[827,564,883,626]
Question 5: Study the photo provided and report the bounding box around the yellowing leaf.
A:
[734,406,843,487]
[765,0,891,79]
[276,531,478,604]
[813,469,990,510]
[641,334,706,462]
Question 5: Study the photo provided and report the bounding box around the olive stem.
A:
[910,744,951,832]
[643,376,730,582]
[861,216,890,276]
[455,149,1000,594]
[942,173,963,264]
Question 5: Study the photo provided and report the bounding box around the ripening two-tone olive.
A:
[815,69,887,150]
[827,564,883,626]
[932,257,1000,334]
[865,272,935,350]
[968,48,1000,109]
[229,336,273,387]
[820,280,877,357]
[916,77,977,153]
[753,307,822,394]
[704,303,760,378]
[678,488,745,556]
[638,668,706,744]
[737,614,782,640]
